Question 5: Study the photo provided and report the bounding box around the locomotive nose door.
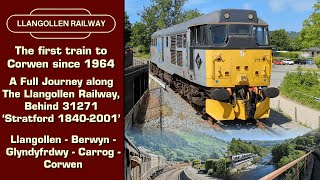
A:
[187,28,195,79]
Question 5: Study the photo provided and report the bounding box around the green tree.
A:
[131,0,202,52]
[131,22,149,51]
[299,0,320,48]
[288,37,302,51]
[270,29,291,51]
[124,12,132,46]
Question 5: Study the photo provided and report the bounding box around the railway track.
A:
[256,120,282,136]
[165,168,183,180]
[149,73,282,137]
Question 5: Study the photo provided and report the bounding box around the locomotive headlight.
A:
[240,75,248,82]
[248,13,254,20]
[224,13,230,19]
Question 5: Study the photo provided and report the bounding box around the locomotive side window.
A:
[171,35,176,48]
[254,26,270,46]
[191,26,208,45]
[210,25,227,45]
[183,34,187,48]
[177,34,183,48]
[192,26,201,44]
[177,51,183,66]
[166,37,169,47]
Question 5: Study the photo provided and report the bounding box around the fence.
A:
[270,96,320,129]
[260,151,314,180]
[124,60,149,130]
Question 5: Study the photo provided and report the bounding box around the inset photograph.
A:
[124,0,320,179]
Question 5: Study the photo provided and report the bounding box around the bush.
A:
[216,158,228,177]
[273,57,284,61]
[136,45,148,53]
[205,159,216,171]
[278,52,299,59]
[280,69,320,110]
[192,159,201,167]
[315,56,320,69]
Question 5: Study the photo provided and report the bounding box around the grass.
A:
[280,70,320,111]
[301,68,320,72]
[134,52,150,61]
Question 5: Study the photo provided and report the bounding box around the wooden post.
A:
[304,157,307,175]
[295,163,299,180]
[295,107,298,122]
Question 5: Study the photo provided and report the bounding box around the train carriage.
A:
[125,136,166,180]
[150,9,279,121]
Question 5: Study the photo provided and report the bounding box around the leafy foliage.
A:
[315,55,320,69]
[127,128,227,162]
[270,30,302,51]
[125,12,132,46]
[226,138,269,157]
[299,0,320,48]
[280,68,320,110]
[272,128,320,168]
[270,29,291,51]
[131,0,202,52]
[277,52,299,59]
[205,159,216,171]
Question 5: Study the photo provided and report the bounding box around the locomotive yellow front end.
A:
[200,10,279,121]
[205,49,278,120]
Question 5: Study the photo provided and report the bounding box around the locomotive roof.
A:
[152,9,268,37]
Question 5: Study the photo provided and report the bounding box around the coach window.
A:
[210,25,227,45]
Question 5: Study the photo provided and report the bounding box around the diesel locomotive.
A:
[150,9,279,121]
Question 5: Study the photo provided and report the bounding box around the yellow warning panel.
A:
[206,99,235,120]
[254,98,270,119]
[233,100,247,120]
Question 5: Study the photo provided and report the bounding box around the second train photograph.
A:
[124,0,320,179]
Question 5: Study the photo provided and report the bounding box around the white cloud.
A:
[269,0,316,12]
[185,0,209,6]
[243,3,250,10]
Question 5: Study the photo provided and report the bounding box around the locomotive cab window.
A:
[229,24,251,35]
[253,26,270,46]
[210,25,227,45]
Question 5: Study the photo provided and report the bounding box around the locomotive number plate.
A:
[240,50,245,57]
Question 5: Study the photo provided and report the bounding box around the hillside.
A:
[272,129,320,168]
[245,140,283,147]
[227,138,269,157]
[127,128,228,162]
